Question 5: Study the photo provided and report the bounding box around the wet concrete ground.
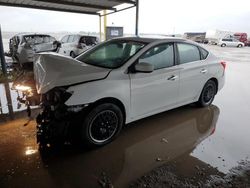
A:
[0,45,250,188]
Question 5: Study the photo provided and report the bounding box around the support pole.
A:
[135,0,139,36]
[0,25,14,119]
[99,15,102,41]
[0,25,7,75]
[103,10,107,41]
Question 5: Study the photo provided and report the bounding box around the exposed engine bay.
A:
[36,87,88,146]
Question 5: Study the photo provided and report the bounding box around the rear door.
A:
[176,43,209,104]
[226,39,233,46]
[130,43,180,118]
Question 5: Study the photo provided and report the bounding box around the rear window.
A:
[199,47,209,59]
[23,35,53,44]
[80,36,97,46]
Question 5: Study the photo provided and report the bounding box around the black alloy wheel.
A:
[81,103,123,147]
[197,80,217,107]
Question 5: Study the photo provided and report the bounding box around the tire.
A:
[237,44,243,48]
[196,80,217,107]
[70,51,76,58]
[81,103,124,147]
[221,43,226,47]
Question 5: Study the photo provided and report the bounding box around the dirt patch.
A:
[130,160,250,188]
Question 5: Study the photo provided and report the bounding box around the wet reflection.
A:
[25,146,38,156]
[38,105,219,188]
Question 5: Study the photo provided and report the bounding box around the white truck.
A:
[206,30,234,45]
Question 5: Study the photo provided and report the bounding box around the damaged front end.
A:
[12,71,40,116]
[36,87,88,146]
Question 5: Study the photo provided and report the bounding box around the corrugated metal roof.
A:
[0,0,136,15]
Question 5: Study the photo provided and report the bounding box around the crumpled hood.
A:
[34,52,111,94]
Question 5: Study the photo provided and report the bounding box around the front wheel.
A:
[237,44,243,48]
[81,103,124,147]
[196,80,217,107]
[221,43,226,47]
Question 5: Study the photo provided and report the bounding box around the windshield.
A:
[77,40,145,69]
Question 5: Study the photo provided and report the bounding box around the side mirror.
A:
[135,62,154,73]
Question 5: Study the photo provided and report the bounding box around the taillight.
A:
[220,61,226,70]
[210,127,216,136]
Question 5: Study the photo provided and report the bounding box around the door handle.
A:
[167,75,178,81]
[200,69,208,74]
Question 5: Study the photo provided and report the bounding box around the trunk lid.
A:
[34,52,111,94]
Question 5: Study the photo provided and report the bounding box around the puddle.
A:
[0,105,220,188]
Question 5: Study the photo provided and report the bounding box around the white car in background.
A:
[58,34,98,58]
[8,33,59,66]
[34,37,226,147]
[219,38,244,47]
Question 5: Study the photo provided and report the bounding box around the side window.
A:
[50,37,56,42]
[138,43,174,70]
[85,37,96,46]
[199,47,209,60]
[80,37,86,44]
[67,35,74,43]
[177,43,200,64]
[61,35,68,43]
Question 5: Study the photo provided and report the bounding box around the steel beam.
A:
[110,0,136,5]
[100,5,136,16]
[0,2,100,15]
[33,0,116,11]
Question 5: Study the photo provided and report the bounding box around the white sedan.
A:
[34,37,225,147]
[218,38,244,47]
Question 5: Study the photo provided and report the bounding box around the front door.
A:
[130,43,180,118]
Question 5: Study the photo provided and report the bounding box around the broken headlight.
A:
[13,84,34,97]
[42,87,73,106]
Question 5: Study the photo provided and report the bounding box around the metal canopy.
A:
[0,0,139,116]
[0,0,136,15]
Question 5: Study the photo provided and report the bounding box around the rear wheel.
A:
[196,80,217,107]
[81,103,124,147]
[237,44,243,48]
[221,43,226,47]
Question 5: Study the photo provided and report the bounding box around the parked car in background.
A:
[206,29,234,45]
[8,33,59,66]
[219,38,244,47]
[33,37,225,147]
[58,34,98,58]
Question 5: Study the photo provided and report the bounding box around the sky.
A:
[0,0,250,35]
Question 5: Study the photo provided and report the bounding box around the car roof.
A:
[110,36,187,44]
[14,33,52,37]
[64,34,97,37]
